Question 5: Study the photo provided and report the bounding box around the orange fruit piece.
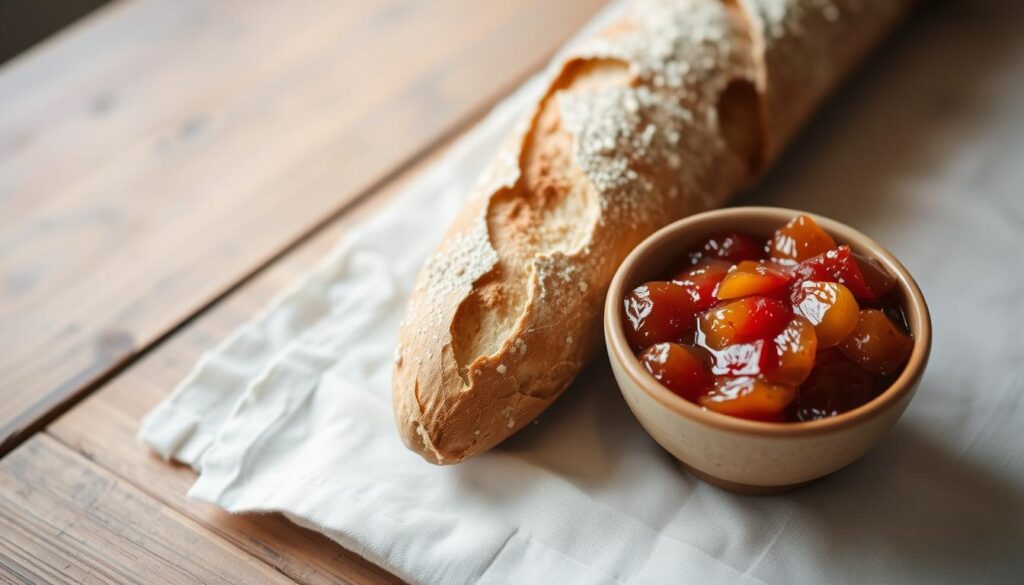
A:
[770,315,818,385]
[716,260,792,300]
[770,214,837,263]
[839,309,914,376]
[699,377,796,422]
[792,281,859,348]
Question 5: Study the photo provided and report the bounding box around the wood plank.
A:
[0,434,297,585]
[46,137,460,583]
[48,194,407,585]
[0,0,607,451]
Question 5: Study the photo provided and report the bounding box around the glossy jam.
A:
[792,281,859,348]
[673,259,731,310]
[770,214,836,262]
[716,260,790,299]
[623,281,697,351]
[622,214,914,423]
[640,343,712,402]
[699,296,791,349]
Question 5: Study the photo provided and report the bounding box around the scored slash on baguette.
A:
[392,0,914,464]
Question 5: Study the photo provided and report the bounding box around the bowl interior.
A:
[606,206,932,436]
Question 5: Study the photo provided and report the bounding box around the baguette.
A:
[393,0,914,464]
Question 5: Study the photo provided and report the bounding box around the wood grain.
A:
[44,137,460,584]
[0,0,607,452]
[0,434,297,585]
[47,198,407,585]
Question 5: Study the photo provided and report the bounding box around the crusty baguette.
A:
[393,0,914,464]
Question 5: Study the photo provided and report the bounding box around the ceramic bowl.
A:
[604,207,932,494]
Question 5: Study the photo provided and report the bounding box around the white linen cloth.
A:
[141,1,1024,583]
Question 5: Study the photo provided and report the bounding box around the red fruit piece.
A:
[877,294,911,334]
[710,338,778,378]
[690,233,765,264]
[623,281,698,351]
[795,245,895,301]
[699,296,791,349]
[673,259,732,310]
[770,214,837,263]
[838,309,914,376]
[699,377,796,422]
[856,254,897,300]
[640,343,713,402]
[792,352,878,421]
[716,260,792,300]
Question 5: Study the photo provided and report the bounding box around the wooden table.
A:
[0,1,607,582]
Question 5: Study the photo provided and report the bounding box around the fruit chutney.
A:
[622,214,914,423]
